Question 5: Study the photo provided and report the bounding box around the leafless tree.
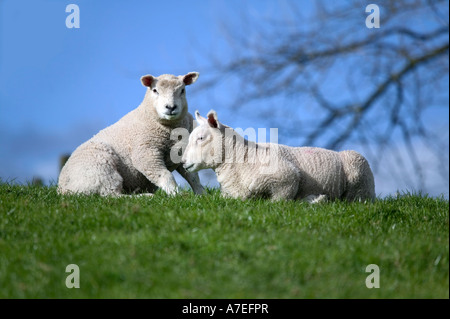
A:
[197,0,449,195]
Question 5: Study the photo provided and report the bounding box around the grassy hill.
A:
[0,183,448,298]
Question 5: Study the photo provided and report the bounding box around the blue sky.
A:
[0,0,448,197]
[0,0,233,182]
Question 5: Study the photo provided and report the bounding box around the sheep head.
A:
[182,110,225,172]
[140,72,199,123]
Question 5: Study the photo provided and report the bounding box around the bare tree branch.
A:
[198,0,449,195]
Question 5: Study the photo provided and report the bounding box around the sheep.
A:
[58,73,205,196]
[181,110,375,202]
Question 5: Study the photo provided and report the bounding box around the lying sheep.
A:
[58,73,205,196]
[182,110,375,202]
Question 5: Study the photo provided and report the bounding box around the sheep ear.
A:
[206,110,221,129]
[141,75,155,87]
[195,110,208,126]
[182,72,199,86]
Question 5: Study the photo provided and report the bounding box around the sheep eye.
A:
[180,88,185,95]
[152,89,158,94]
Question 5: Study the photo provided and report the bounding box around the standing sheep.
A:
[58,73,204,196]
[182,110,375,202]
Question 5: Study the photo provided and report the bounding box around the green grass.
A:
[0,183,448,298]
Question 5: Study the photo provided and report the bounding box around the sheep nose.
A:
[165,104,177,112]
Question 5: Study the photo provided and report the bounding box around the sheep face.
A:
[182,110,224,172]
[141,72,199,122]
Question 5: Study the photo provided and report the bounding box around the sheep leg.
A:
[270,181,300,201]
[303,194,328,203]
[116,193,154,198]
[339,150,376,202]
[176,165,205,195]
[149,169,179,196]
[247,173,299,201]
[132,151,180,196]
[268,164,301,201]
